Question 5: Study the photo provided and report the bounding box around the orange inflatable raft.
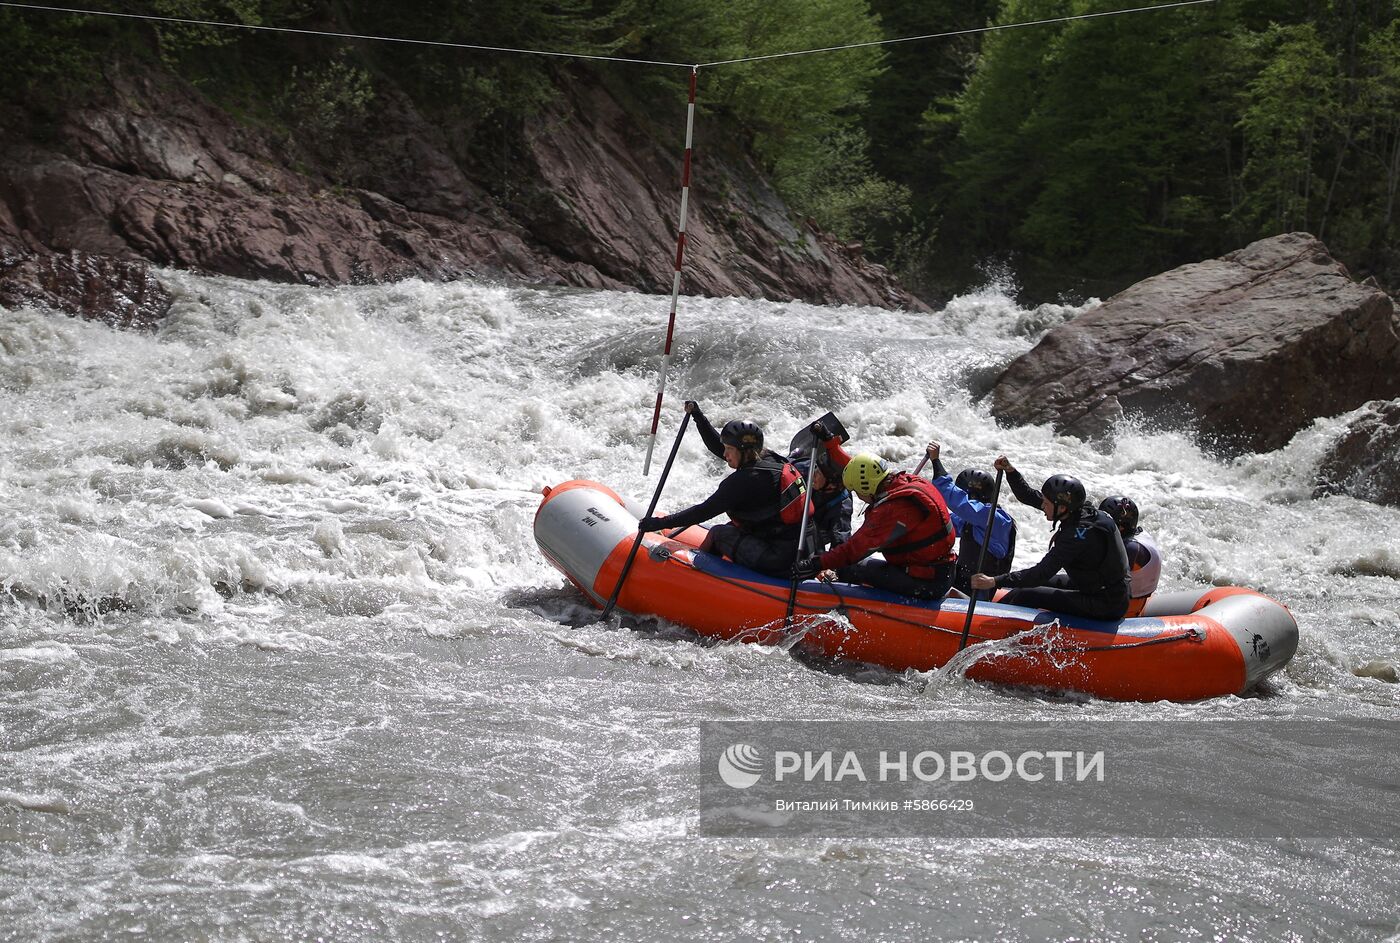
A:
[535,480,1299,702]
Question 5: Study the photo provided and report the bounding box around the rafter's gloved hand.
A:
[791,556,822,580]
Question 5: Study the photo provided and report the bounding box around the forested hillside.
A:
[2,0,1396,302]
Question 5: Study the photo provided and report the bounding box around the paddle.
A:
[600,412,691,622]
[783,447,819,628]
[780,412,849,627]
[957,468,1005,652]
[786,411,849,457]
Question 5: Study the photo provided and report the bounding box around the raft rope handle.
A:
[664,549,1205,653]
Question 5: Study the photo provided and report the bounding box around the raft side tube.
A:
[1198,592,1298,690]
[1143,588,1298,691]
[534,483,635,603]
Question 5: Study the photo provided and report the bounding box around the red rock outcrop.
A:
[518,79,917,308]
[0,250,171,329]
[0,64,924,322]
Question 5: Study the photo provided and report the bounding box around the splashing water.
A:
[2,272,1398,941]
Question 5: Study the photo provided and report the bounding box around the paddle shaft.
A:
[601,412,691,621]
[783,446,820,627]
[957,468,1005,651]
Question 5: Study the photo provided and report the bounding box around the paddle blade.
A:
[787,411,849,455]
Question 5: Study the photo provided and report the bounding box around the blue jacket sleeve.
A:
[931,475,1013,558]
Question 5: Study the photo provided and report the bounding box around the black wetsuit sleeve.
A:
[998,526,1105,588]
[930,457,949,479]
[690,407,725,458]
[1006,468,1043,509]
[660,471,757,529]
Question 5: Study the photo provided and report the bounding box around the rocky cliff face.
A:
[988,233,1400,454]
[0,64,923,323]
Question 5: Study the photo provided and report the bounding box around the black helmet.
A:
[955,468,996,502]
[721,419,764,450]
[1099,495,1141,536]
[1041,474,1085,512]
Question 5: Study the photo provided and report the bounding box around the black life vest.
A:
[1052,506,1130,596]
[728,450,811,537]
[872,472,958,569]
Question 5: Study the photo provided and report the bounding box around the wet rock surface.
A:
[1315,399,1400,507]
[0,250,171,329]
[989,232,1400,453]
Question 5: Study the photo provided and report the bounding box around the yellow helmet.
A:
[842,453,891,498]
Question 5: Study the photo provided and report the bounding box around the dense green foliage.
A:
[1,0,1397,299]
[630,0,893,250]
[930,0,1400,298]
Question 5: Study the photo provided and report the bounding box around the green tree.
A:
[1233,24,1337,236]
[770,125,913,257]
[634,0,883,164]
[1360,20,1400,247]
[935,0,1301,295]
[863,0,997,204]
[631,0,893,254]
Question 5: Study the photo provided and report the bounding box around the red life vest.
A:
[728,451,812,536]
[872,472,957,574]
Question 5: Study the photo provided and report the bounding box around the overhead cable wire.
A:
[696,0,1218,67]
[0,0,696,68]
[1,0,1219,71]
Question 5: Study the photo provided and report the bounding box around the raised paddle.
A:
[786,411,849,457]
[600,411,691,622]
[957,468,1006,651]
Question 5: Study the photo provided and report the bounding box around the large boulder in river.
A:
[1314,399,1400,506]
[988,233,1400,453]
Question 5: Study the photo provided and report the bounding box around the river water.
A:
[2,273,1398,941]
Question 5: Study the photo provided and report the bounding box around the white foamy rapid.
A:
[3,273,1398,941]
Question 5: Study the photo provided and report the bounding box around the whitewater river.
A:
[3,273,1398,941]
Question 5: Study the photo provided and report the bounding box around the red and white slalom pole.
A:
[642,66,699,475]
